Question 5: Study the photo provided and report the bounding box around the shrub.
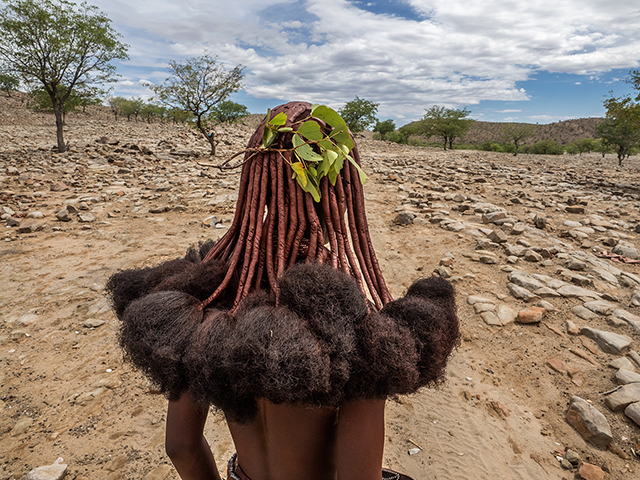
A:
[529,140,564,155]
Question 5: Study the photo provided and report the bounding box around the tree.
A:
[339,96,379,133]
[0,72,19,97]
[596,100,640,165]
[373,119,395,140]
[502,124,536,156]
[107,96,126,120]
[150,53,244,155]
[418,106,474,150]
[210,100,250,124]
[28,84,103,120]
[529,139,564,155]
[567,138,596,156]
[596,70,640,166]
[0,0,128,153]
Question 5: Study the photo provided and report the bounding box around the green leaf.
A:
[270,112,288,126]
[263,127,276,148]
[346,154,368,184]
[291,162,307,187]
[297,120,323,141]
[324,148,338,166]
[327,166,339,185]
[278,126,293,132]
[300,178,320,202]
[331,124,354,151]
[311,105,345,128]
[318,153,332,177]
[293,134,323,162]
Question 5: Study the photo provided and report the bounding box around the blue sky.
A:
[90,0,639,127]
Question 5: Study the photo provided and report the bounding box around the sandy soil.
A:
[1,100,640,480]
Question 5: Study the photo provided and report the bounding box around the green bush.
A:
[529,140,564,155]
[480,141,502,152]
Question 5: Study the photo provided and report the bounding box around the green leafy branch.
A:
[259,104,367,202]
[198,104,367,202]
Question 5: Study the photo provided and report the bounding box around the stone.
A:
[105,455,127,472]
[537,300,555,311]
[577,463,604,480]
[480,311,502,326]
[505,245,527,257]
[523,249,543,262]
[508,283,540,302]
[566,259,587,271]
[488,229,507,243]
[572,305,599,320]
[547,357,570,374]
[78,213,95,223]
[482,211,506,223]
[25,458,67,480]
[583,300,617,316]
[467,295,494,305]
[56,209,72,222]
[533,286,560,298]
[581,327,633,355]
[565,449,581,466]
[566,396,612,448]
[50,181,69,192]
[478,255,498,264]
[566,205,586,214]
[566,319,580,335]
[557,285,601,299]
[202,215,218,227]
[508,270,544,291]
[473,303,495,314]
[612,243,640,260]
[18,220,40,233]
[533,214,546,229]
[496,305,518,325]
[609,357,635,371]
[516,306,546,324]
[510,223,526,235]
[615,369,640,385]
[26,211,44,219]
[83,318,105,328]
[6,217,20,227]
[624,402,640,427]
[10,416,33,436]
[393,212,415,225]
[611,309,640,332]
[604,383,640,411]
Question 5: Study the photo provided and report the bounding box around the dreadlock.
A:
[199,101,392,311]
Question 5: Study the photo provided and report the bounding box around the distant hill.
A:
[401,117,603,146]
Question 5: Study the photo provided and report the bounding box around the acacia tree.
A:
[339,96,379,132]
[502,124,536,156]
[209,100,249,124]
[597,97,640,166]
[419,106,474,150]
[150,53,244,155]
[373,119,395,140]
[0,0,128,153]
[0,71,19,96]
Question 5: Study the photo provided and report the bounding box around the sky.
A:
[89,0,640,126]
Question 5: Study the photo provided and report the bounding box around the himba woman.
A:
[107,101,459,480]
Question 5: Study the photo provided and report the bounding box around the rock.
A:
[508,270,544,291]
[6,217,20,227]
[572,305,599,321]
[467,295,494,305]
[488,229,507,243]
[581,327,633,355]
[25,458,67,480]
[480,311,501,326]
[566,396,612,448]
[50,181,69,192]
[609,357,635,371]
[516,306,547,324]
[83,318,105,328]
[473,302,495,314]
[547,357,570,374]
[566,258,587,271]
[510,223,526,235]
[615,369,640,385]
[523,249,543,262]
[538,300,555,311]
[533,214,546,229]
[533,286,560,298]
[565,449,581,465]
[624,402,640,427]
[583,300,617,316]
[612,243,640,260]
[105,455,127,472]
[566,205,586,214]
[604,383,640,411]
[141,465,172,480]
[78,213,95,223]
[496,305,517,325]
[478,255,498,264]
[10,416,33,436]
[26,211,44,219]
[393,212,415,225]
[566,319,580,335]
[507,283,540,302]
[577,463,604,480]
[557,285,601,299]
[611,309,640,332]
[18,220,40,233]
[482,211,506,223]
[56,209,72,222]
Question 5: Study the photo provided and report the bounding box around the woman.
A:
[107,102,459,480]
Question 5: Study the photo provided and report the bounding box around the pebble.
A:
[615,369,640,385]
[577,463,605,480]
[516,306,547,324]
[624,402,640,427]
[25,458,67,480]
[83,318,105,328]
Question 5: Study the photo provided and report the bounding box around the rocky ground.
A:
[2,96,640,480]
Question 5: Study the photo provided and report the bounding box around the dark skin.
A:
[166,395,385,480]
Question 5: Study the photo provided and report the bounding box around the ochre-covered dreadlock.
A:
[200,101,392,311]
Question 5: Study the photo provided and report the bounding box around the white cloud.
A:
[90,0,640,120]
[497,109,522,113]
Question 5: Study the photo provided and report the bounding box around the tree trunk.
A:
[53,101,67,153]
[442,138,447,150]
[196,117,216,155]
[448,138,453,150]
